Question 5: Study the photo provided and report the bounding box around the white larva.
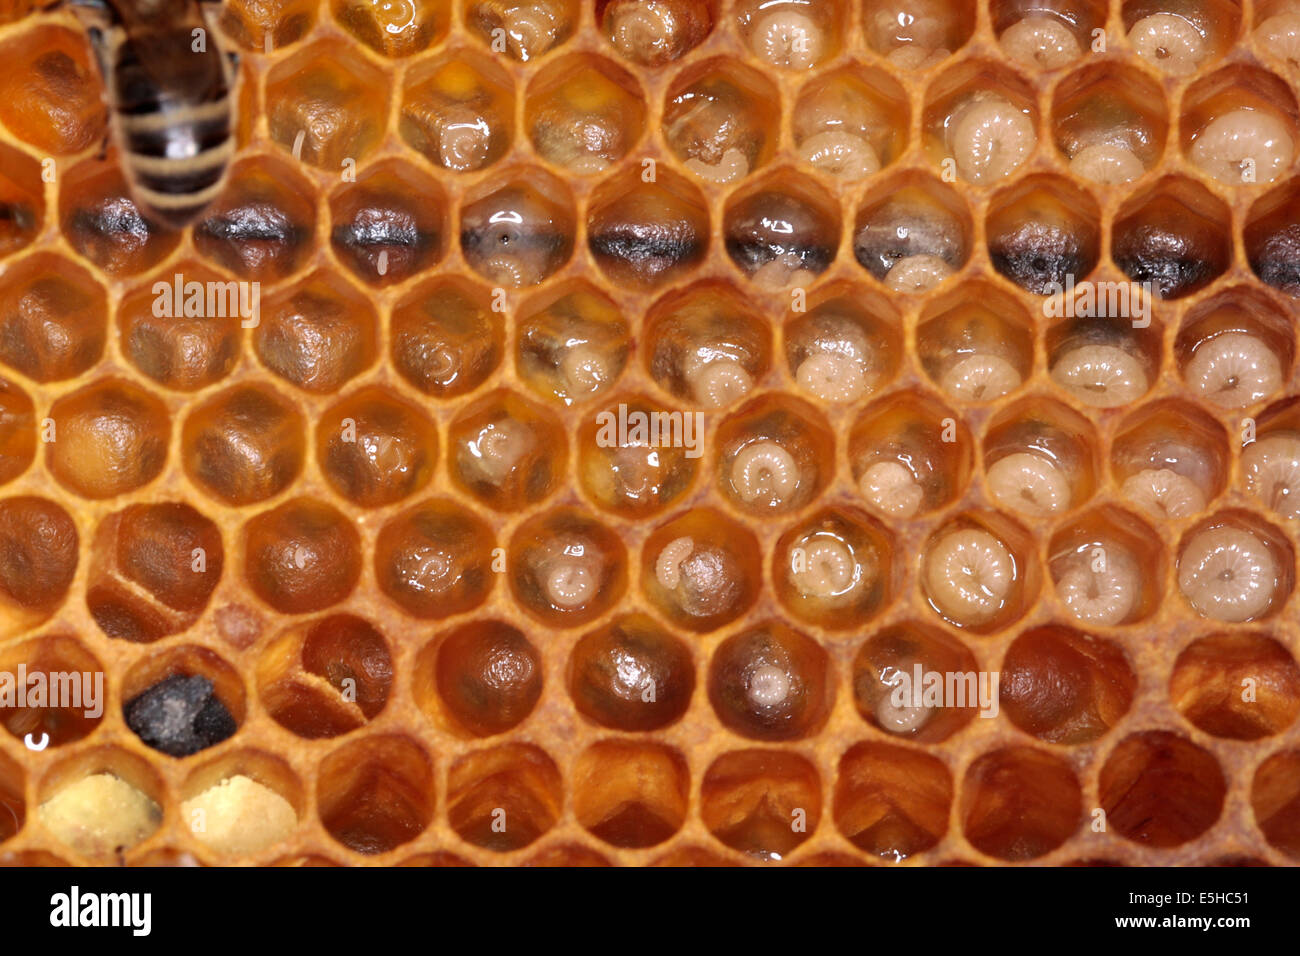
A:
[924,528,1016,626]
[985,451,1071,517]
[1183,332,1283,409]
[730,440,800,506]
[1178,525,1279,622]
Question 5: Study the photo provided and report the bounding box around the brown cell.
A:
[587,168,709,289]
[58,160,181,275]
[567,614,694,731]
[460,176,575,287]
[448,389,568,511]
[852,622,979,742]
[577,394,698,517]
[0,378,34,486]
[0,635,103,748]
[664,60,778,184]
[47,379,170,500]
[642,509,762,632]
[0,497,78,639]
[182,384,306,506]
[701,750,820,860]
[447,744,562,851]
[420,620,543,737]
[1252,750,1300,860]
[317,735,433,855]
[723,176,840,289]
[0,252,107,383]
[834,742,952,861]
[961,747,1082,860]
[374,499,496,620]
[1111,176,1233,300]
[243,499,362,614]
[0,26,106,155]
[0,143,42,262]
[256,271,379,394]
[708,620,831,741]
[1099,732,1227,848]
[515,283,629,406]
[509,508,627,626]
[573,741,688,848]
[317,387,439,508]
[328,160,446,287]
[391,277,504,398]
[1171,633,1300,739]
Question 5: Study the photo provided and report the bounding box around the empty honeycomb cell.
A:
[642,509,762,631]
[400,50,515,174]
[0,251,106,383]
[521,843,612,866]
[46,378,170,500]
[1048,506,1164,627]
[773,507,897,629]
[1099,730,1227,847]
[1047,310,1162,409]
[852,621,979,741]
[1252,749,1300,860]
[219,0,319,51]
[917,282,1033,403]
[515,282,629,406]
[447,743,561,851]
[1112,176,1232,299]
[179,751,302,857]
[1175,285,1293,410]
[332,0,449,55]
[853,171,973,290]
[701,749,819,860]
[509,507,628,625]
[0,750,21,845]
[86,503,224,643]
[920,511,1040,633]
[243,498,363,614]
[461,173,576,288]
[0,142,42,262]
[117,263,242,392]
[648,844,736,866]
[573,740,688,848]
[784,285,902,404]
[600,0,713,65]
[465,0,578,60]
[1051,61,1168,185]
[0,634,103,748]
[316,386,439,508]
[983,397,1097,519]
[924,61,1039,185]
[390,276,503,398]
[663,58,778,184]
[57,158,181,275]
[1176,510,1294,622]
[182,384,307,506]
[318,735,434,854]
[576,393,699,517]
[567,613,694,731]
[1181,65,1298,186]
[328,159,448,287]
[833,742,951,861]
[256,270,380,393]
[374,498,496,619]
[36,748,162,858]
[643,280,771,410]
[961,747,1081,860]
[0,25,105,155]
[194,155,318,282]
[448,389,568,511]
[1122,0,1240,75]
[792,65,908,180]
[587,168,709,289]
[1171,633,1300,740]
[0,496,77,639]
[990,0,1103,69]
[863,0,976,64]
[848,388,974,518]
[416,620,543,736]
[266,40,388,170]
[0,378,34,486]
[723,173,839,289]
[708,620,831,741]
[258,614,394,738]
[714,394,835,514]
[121,645,246,758]
[1000,625,1136,743]
[985,175,1101,295]
[1110,398,1228,519]
[525,54,646,174]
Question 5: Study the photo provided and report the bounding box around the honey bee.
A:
[59,0,236,229]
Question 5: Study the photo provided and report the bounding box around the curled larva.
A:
[875,667,932,733]
[1178,525,1279,622]
[985,451,1071,517]
[1128,13,1206,76]
[1242,434,1300,520]
[435,106,494,172]
[655,536,695,589]
[751,9,824,69]
[1121,467,1207,520]
[799,132,881,180]
[544,559,597,608]
[796,352,868,402]
[730,440,800,506]
[947,94,1037,184]
[859,460,925,518]
[1069,143,1145,185]
[498,0,565,60]
[791,537,857,599]
[683,351,753,408]
[1256,13,1300,67]
[560,345,617,398]
[748,663,792,707]
[1055,546,1140,626]
[886,254,955,292]
[924,528,1015,626]
[465,420,535,484]
[939,353,1023,402]
[1183,333,1283,409]
[684,148,749,184]
[1050,345,1149,408]
[1189,109,1295,186]
[1000,16,1082,69]
[751,256,818,291]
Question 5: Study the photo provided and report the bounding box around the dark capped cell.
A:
[460,181,575,288]
[587,175,709,288]
[435,621,543,736]
[725,187,839,288]
[124,674,237,757]
[568,614,694,731]
[0,496,78,614]
[243,498,362,614]
[707,621,831,741]
[990,220,1093,295]
[1111,190,1231,300]
[1248,222,1300,295]
[853,187,966,280]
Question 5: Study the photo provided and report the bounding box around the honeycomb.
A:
[0,0,1297,867]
